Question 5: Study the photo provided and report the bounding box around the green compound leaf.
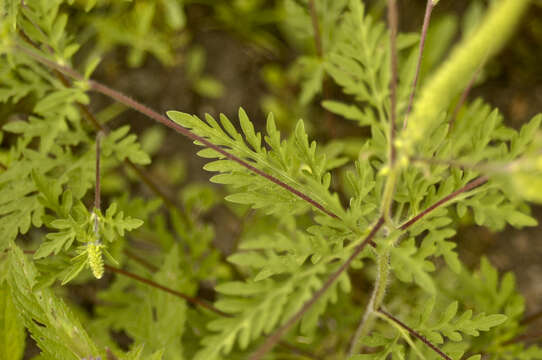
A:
[0,283,25,360]
[167,108,345,219]
[8,245,101,360]
[390,238,436,294]
[93,245,186,359]
[101,125,151,165]
[416,297,507,345]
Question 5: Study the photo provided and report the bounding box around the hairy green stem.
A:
[348,250,390,356]
[381,166,398,224]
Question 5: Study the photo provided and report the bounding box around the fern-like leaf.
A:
[7,245,101,360]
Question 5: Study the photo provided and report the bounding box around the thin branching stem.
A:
[79,99,181,212]
[22,247,225,319]
[522,309,542,326]
[103,264,230,317]
[504,330,542,345]
[93,133,102,243]
[403,0,434,129]
[15,44,339,220]
[387,0,398,166]
[123,248,159,272]
[106,264,326,360]
[308,0,323,58]
[21,248,228,317]
[308,0,336,137]
[377,308,452,360]
[249,216,385,360]
[118,249,320,359]
[400,176,488,230]
[16,30,181,212]
[348,250,390,356]
[94,133,102,212]
[105,348,118,360]
[277,341,324,360]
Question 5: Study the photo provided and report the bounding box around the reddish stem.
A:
[504,330,542,345]
[103,264,230,317]
[123,248,159,272]
[378,308,452,360]
[400,176,488,230]
[308,0,336,137]
[403,0,434,129]
[15,45,338,220]
[521,309,542,326]
[387,0,399,166]
[17,32,180,212]
[94,133,101,212]
[308,0,323,58]
[249,216,385,360]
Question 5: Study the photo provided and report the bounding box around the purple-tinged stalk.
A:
[21,248,226,316]
[350,175,489,356]
[103,264,230,317]
[94,133,102,214]
[14,44,339,220]
[377,308,452,360]
[400,176,488,230]
[308,0,336,137]
[16,46,338,218]
[403,0,434,129]
[111,255,321,359]
[387,0,398,166]
[17,29,180,212]
[249,216,386,360]
[112,251,321,359]
[123,248,159,272]
[248,174,488,357]
[521,309,542,326]
[308,0,323,58]
[504,330,542,345]
[105,348,118,360]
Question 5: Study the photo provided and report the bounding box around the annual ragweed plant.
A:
[1,0,542,359]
